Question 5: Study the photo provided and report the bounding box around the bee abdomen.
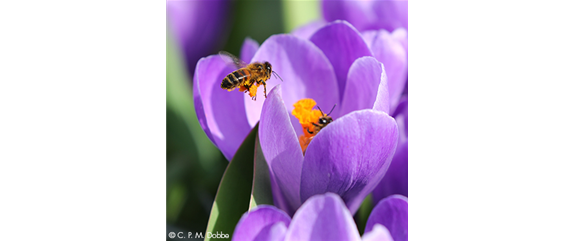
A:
[221,73,239,89]
[221,69,249,89]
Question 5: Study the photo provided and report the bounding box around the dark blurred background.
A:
[166,0,319,237]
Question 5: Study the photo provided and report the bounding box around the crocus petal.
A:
[362,224,394,241]
[367,29,407,112]
[373,100,408,202]
[361,30,379,49]
[284,193,361,241]
[240,37,259,64]
[193,55,252,160]
[394,99,408,141]
[310,21,373,98]
[233,205,291,241]
[391,28,408,65]
[167,0,229,77]
[321,0,407,32]
[392,29,408,95]
[365,195,408,241]
[339,56,390,118]
[259,85,304,215]
[291,19,327,40]
[372,141,407,202]
[248,34,339,137]
[372,0,408,31]
[373,78,391,114]
[321,0,378,32]
[301,110,399,214]
[238,37,262,127]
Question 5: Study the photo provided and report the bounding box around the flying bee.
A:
[299,105,336,154]
[219,51,283,100]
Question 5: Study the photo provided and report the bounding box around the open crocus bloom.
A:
[232,193,408,241]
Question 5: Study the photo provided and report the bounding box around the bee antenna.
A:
[327,104,336,115]
[316,105,324,115]
[272,71,284,82]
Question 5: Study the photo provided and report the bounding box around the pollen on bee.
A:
[239,86,247,92]
[248,84,258,98]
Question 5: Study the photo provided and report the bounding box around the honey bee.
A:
[304,105,335,135]
[219,51,283,100]
[299,105,336,154]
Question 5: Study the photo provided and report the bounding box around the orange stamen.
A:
[292,98,324,153]
[292,99,322,136]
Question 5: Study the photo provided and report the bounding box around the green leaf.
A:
[249,134,274,209]
[205,124,259,241]
[354,194,374,235]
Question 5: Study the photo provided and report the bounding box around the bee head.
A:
[315,104,336,127]
[264,62,272,75]
[318,116,333,125]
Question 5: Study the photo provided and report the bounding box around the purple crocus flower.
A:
[232,193,408,241]
[167,0,230,78]
[255,21,400,216]
[292,3,410,200]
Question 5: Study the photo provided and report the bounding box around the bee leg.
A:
[263,82,267,98]
[307,127,314,135]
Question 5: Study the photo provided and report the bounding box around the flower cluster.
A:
[233,193,407,241]
[191,0,408,239]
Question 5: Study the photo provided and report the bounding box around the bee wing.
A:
[219,51,248,68]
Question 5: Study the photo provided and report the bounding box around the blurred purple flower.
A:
[322,0,408,32]
[232,193,408,241]
[167,0,230,78]
[373,99,408,203]
[193,21,399,216]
